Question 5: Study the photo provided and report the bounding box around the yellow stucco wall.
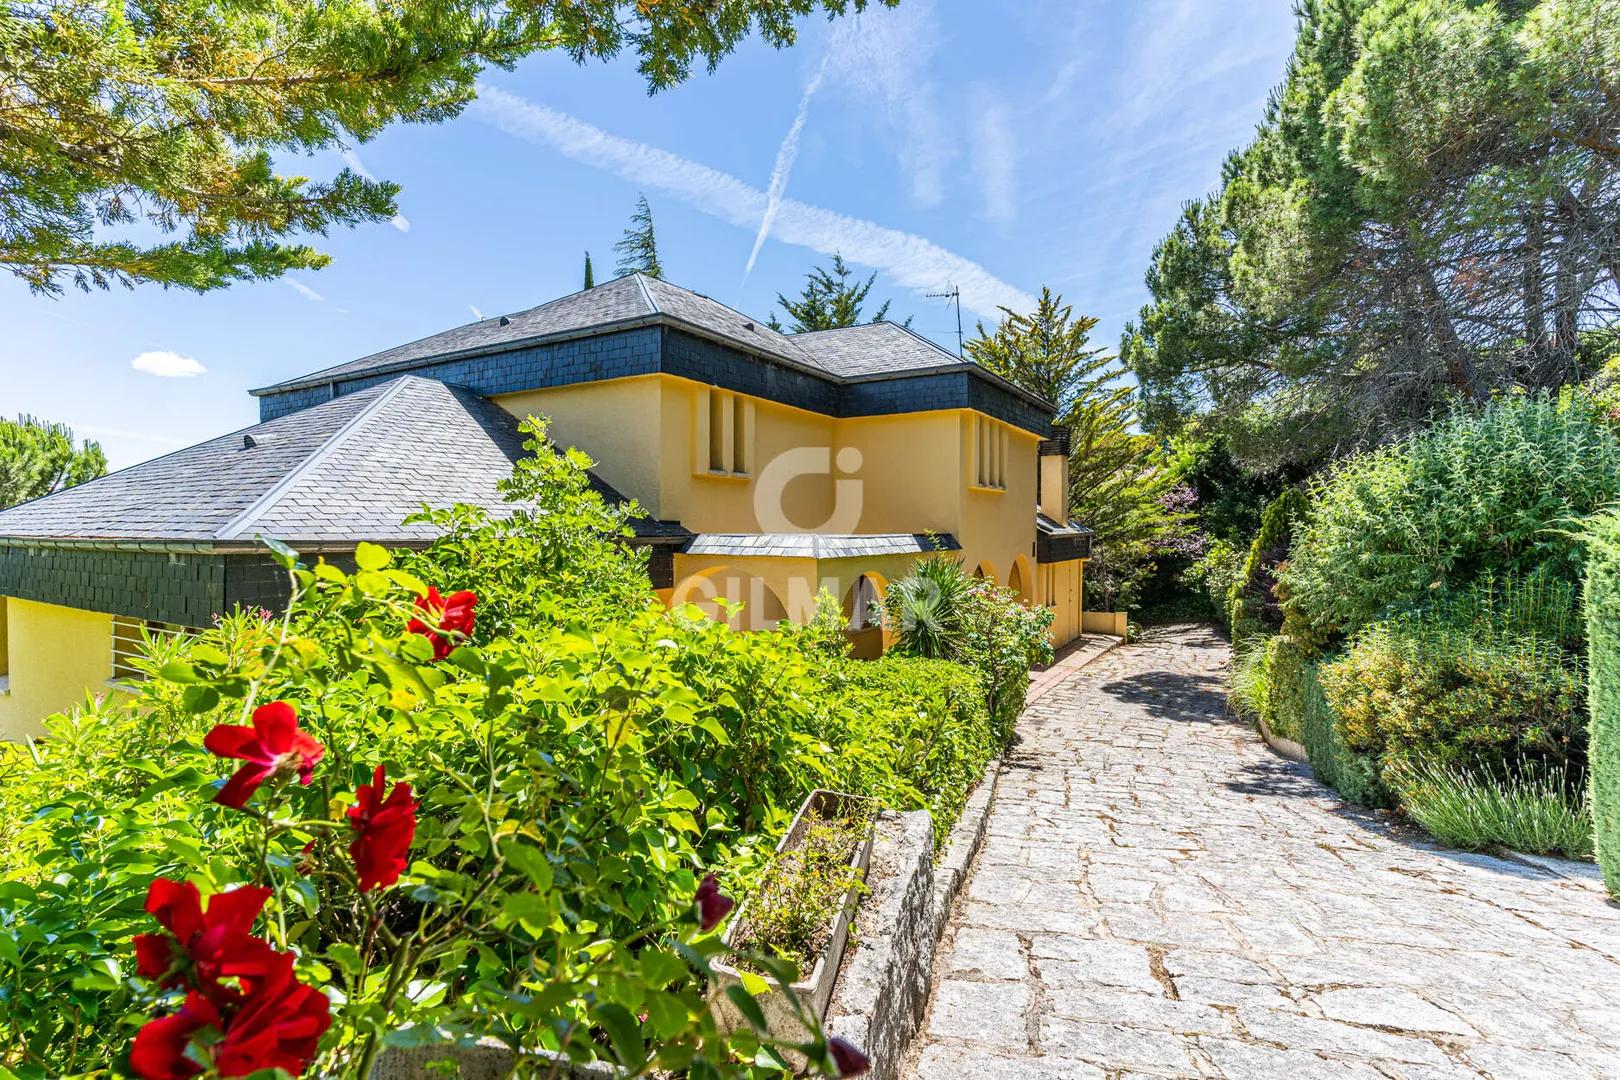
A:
[498,376,665,516]
[1041,559,1086,647]
[493,372,1078,643]
[0,596,117,741]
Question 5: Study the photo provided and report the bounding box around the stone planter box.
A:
[1257,714,1308,764]
[710,789,876,1043]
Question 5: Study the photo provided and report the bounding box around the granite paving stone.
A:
[903,624,1620,1079]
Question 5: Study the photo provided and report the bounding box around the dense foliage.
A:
[1228,488,1306,647]
[1280,393,1620,650]
[1125,0,1620,466]
[882,556,1054,740]
[0,415,106,510]
[0,428,1043,1073]
[1587,509,1620,894]
[3,0,888,293]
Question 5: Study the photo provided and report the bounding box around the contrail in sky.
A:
[746,50,833,277]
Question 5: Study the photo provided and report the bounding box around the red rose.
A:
[828,1036,871,1077]
[130,970,330,1079]
[211,964,332,1077]
[204,701,325,809]
[133,879,282,1006]
[348,765,418,892]
[407,586,477,661]
[131,992,219,1079]
[694,873,734,933]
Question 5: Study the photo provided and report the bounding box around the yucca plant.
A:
[884,556,971,659]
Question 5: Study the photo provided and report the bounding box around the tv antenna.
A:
[926,285,963,357]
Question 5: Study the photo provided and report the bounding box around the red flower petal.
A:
[828,1036,871,1077]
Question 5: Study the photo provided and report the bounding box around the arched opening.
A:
[671,567,790,631]
[973,561,996,582]
[1008,556,1034,605]
[841,573,886,630]
[839,572,889,659]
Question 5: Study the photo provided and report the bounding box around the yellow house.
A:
[0,275,1092,738]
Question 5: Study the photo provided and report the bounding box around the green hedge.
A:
[1228,488,1305,650]
[1587,511,1620,896]
[1282,394,1620,652]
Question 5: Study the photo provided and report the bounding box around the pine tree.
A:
[767,253,904,332]
[1,0,880,295]
[584,251,595,289]
[613,195,663,278]
[0,416,107,510]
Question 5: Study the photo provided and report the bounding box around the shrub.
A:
[1388,759,1593,859]
[1282,393,1620,650]
[1319,609,1585,790]
[883,557,1053,741]
[1185,537,1245,630]
[1230,634,1314,744]
[0,550,852,1078]
[837,656,995,848]
[1298,660,1386,806]
[1587,510,1620,895]
[1228,488,1305,649]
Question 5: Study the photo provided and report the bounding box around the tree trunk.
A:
[1416,265,1483,401]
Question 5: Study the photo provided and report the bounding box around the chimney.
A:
[1037,432,1070,524]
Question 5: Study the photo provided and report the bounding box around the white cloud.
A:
[285,277,325,303]
[471,85,1033,318]
[971,91,1018,224]
[825,3,952,208]
[341,148,411,232]
[131,350,207,378]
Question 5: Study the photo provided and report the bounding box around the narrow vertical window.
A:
[732,395,748,474]
[708,389,726,472]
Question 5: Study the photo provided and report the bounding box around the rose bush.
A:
[0,423,1042,1076]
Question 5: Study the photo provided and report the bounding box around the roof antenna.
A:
[926,285,963,357]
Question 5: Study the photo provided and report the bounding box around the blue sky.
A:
[2,0,1297,469]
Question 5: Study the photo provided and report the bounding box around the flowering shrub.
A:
[0,427,1039,1076]
[884,557,1054,739]
[0,545,870,1077]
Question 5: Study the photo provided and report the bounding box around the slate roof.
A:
[0,376,683,547]
[251,274,1046,409]
[789,320,969,379]
[681,533,961,559]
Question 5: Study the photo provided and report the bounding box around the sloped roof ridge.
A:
[216,376,419,540]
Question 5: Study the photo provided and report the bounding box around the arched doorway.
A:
[840,572,888,658]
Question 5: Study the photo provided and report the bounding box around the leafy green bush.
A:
[1230,634,1313,744]
[1282,393,1620,650]
[1228,488,1304,649]
[837,656,995,848]
[1586,510,1620,895]
[1388,758,1593,859]
[1319,607,1585,792]
[1293,653,1389,807]
[884,557,1053,741]
[1185,537,1246,630]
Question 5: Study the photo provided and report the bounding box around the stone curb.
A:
[825,809,936,1080]
[1256,714,1309,764]
[931,758,1002,944]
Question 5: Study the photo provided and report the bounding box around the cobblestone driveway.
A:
[905,624,1620,1079]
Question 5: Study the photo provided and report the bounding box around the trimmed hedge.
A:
[1587,511,1620,896]
[1228,488,1305,649]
